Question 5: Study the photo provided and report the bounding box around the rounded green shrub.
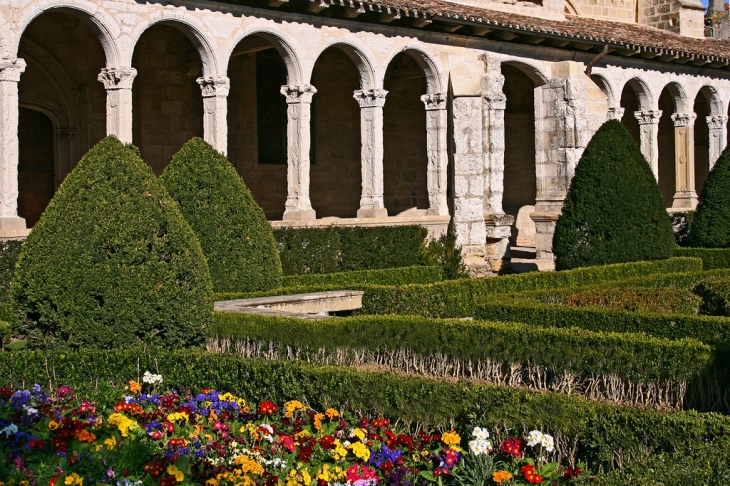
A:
[11,136,213,349]
[553,120,674,270]
[161,138,282,292]
[693,277,730,316]
[688,146,730,248]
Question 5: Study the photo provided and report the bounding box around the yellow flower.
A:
[313,413,325,431]
[48,420,60,430]
[104,436,117,450]
[235,456,265,476]
[492,471,513,483]
[129,380,141,394]
[331,440,348,461]
[352,428,366,441]
[64,473,83,485]
[350,442,370,461]
[205,479,219,486]
[325,408,339,419]
[107,413,138,437]
[441,431,461,447]
[295,429,312,439]
[167,411,189,422]
[167,465,184,483]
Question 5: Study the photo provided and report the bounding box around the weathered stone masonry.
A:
[2,0,730,274]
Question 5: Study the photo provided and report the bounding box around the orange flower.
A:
[74,429,96,443]
[313,413,325,431]
[325,408,340,419]
[129,381,141,394]
[493,471,513,483]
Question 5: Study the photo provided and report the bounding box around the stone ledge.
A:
[215,290,364,317]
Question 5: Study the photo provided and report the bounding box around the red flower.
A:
[373,419,390,428]
[319,435,336,450]
[563,467,582,479]
[500,437,527,457]
[521,465,543,484]
[258,401,278,415]
[0,388,13,400]
[48,477,60,486]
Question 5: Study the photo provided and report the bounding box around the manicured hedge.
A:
[1,349,729,473]
[280,265,442,288]
[688,144,730,248]
[210,312,710,409]
[675,247,730,269]
[693,277,730,317]
[564,286,701,315]
[0,240,22,303]
[274,226,428,275]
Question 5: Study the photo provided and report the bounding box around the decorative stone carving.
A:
[671,112,698,209]
[707,115,728,169]
[97,67,137,90]
[606,107,624,121]
[197,76,230,154]
[671,112,697,128]
[634,110,662,180]
[281,84,317,221]
[98,67,137,144]
[421,92,447,111]
[634,110,662,125]
[421,93,449,216]
[354,89,388,218]
[0,58,27,228]
[706,115,729,130]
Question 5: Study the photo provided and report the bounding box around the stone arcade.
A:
[1,0,730,275]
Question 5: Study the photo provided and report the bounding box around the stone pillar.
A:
[197,76,230,155]
[481,61,513,273]
[671,112,698,210]
[452,96,488,277]
[0,58,27,230]
[707,115,728,169]
[281,84,317,221]
[634,110,662,179]
[606,107,624,121]
[353,89,388,218]
[421,93,449,216]
[98,67,137,144]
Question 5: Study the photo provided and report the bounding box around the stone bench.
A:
[214,290,364,319]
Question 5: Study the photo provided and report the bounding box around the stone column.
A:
[281,84,317,221]
[452,96,488,277]
[197,76,230,155]
[671,112,698,210]
[98,67,137,144]
[707,115,728,169]
[606,107,624,121]
[0,58,27,230]
[353,89,388,218]
[634,110,662,179]
[481,63,513,273]
[421,93,449,216]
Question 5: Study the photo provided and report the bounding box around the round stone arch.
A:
[502,59,549,87]
[223,29,304,85]
[380,46,445,95]
[590,72,619,114]
[308,39,377,90]
[12,1,121,66]
[129,15,219,77]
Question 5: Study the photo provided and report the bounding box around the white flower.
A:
[1,423,18,436]
[469,438,493,456]
[142,371,163,384]
[342,440,351,448]
[472,427,489,441]
[527,430,554,452]
[25,407,38,415]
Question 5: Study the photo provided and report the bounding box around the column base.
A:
[671,191,699,211]
[529,212,561,261]
[461,244,490,278]
[282,208,317,221]
[0,217,30,241]
[485,214,515,274]
[357,207,388,219]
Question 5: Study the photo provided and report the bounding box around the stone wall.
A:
[572,0,637,22]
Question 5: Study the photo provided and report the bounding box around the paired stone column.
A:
[353,89,388,218]
[98,67,137,144]
[197,76,230,155]
[421,93,449,216]
[281,84,317,221]
[606,107,624,121]
[452,96,488,277]
[634,110,662,179]
[707,115,728,169]
[671,112,698,210]
[0,58,27,230]
[481,62,513,273]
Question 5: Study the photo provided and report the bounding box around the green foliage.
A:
[675,246,730,269]
[553,121,674,270]
[280,265,442,288]
[693,277,730,317]
[1,349,730,472]
[274,225,428,275]
[422,221,468,280]
[10,136,213,350]
[688,145,730,247]
[0,320,10,350]
[564,286,701,315]
[0,241,22,303]
[211,312,711,388]
[161,138,281,292]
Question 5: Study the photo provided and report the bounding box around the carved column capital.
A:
[421,93,447,111]
[196,76,230,98]
[707,115,729,130]
[607,107,625,121]
[0,58,26,82]
[281,84,317,104]
[634,110,662,125]
[353,89,388,108]
[671,112,697,128]
[98,67,137,90]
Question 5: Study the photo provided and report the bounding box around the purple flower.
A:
[107,469,116,479]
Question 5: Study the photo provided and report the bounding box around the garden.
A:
[3,121,730,485]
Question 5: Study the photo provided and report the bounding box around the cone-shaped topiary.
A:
[688,146,730,248]
[11,136,213,349]
[552,120,674,270]
[161,138,282,292]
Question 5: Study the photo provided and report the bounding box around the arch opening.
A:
[620,83,642,147]
[694,90,711,195]
[657,88,677,208]
[383,52,428,216]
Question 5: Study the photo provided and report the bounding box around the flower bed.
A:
[0,378,587,486]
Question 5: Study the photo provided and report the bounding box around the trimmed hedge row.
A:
[0,240,22,303]
[675,247,730,270]
[280,265,442,288]
[694,277,730,317]
[210,312,710,408]
[1,349,729,473]
[563,286,701,315]
[274,226,428,275]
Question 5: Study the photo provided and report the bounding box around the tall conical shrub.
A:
[161,138,282,292]
[553,120,674,270]
[688,146,730,248]
[11,137,213,349]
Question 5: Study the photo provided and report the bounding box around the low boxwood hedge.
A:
[1,349,729,473]
[693,277,730,317]
[210,312,711,409]
[675,247,730,270]
[563,286,701,314]
[280,265,442,288]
